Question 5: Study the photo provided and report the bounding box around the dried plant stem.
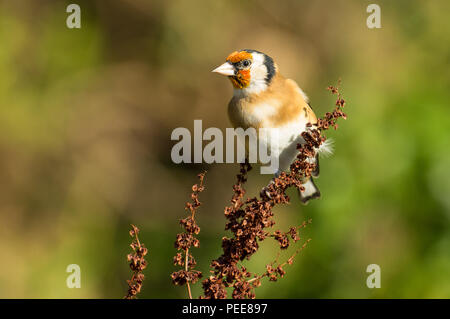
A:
[185,248,192,299]
[124,224,148,299]
[172,172,205,298]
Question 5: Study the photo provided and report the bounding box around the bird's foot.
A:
[260,179,275,199]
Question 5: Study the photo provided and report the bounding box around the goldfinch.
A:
[213,49,330,204]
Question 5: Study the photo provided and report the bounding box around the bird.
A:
[212,49,331,204]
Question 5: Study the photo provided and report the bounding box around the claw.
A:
[260,179,275,199]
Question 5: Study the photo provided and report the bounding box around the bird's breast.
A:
[228,98,281,129]
[229,98,310,149]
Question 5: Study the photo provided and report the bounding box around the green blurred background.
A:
[0,0,449,298]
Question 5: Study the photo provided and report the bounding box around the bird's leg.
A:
[260,179,274,199]
[260,170,280,199]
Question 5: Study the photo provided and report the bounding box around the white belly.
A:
[233,100,312,174]
[258,116,310,173]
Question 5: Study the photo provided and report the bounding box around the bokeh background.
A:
[0,0,449,298]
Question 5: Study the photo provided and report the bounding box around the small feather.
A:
[318,138,334,158]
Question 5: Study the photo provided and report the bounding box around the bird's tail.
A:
[298,178,320,205]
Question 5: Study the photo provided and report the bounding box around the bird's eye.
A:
[242,60,251,68]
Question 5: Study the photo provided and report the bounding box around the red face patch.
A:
[226,51,252,89]
[226,51,252,63]
[229,69,251,89]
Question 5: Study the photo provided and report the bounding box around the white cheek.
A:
[246,54,268,94]
[251,64,267,81]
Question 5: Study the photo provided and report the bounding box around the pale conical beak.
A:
[212,62,235,76]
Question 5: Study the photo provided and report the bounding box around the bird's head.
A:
[212,49,276,94]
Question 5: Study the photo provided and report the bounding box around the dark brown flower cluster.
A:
[200,82,346,299]
[171,172,206,298]
[124,224,148,299]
